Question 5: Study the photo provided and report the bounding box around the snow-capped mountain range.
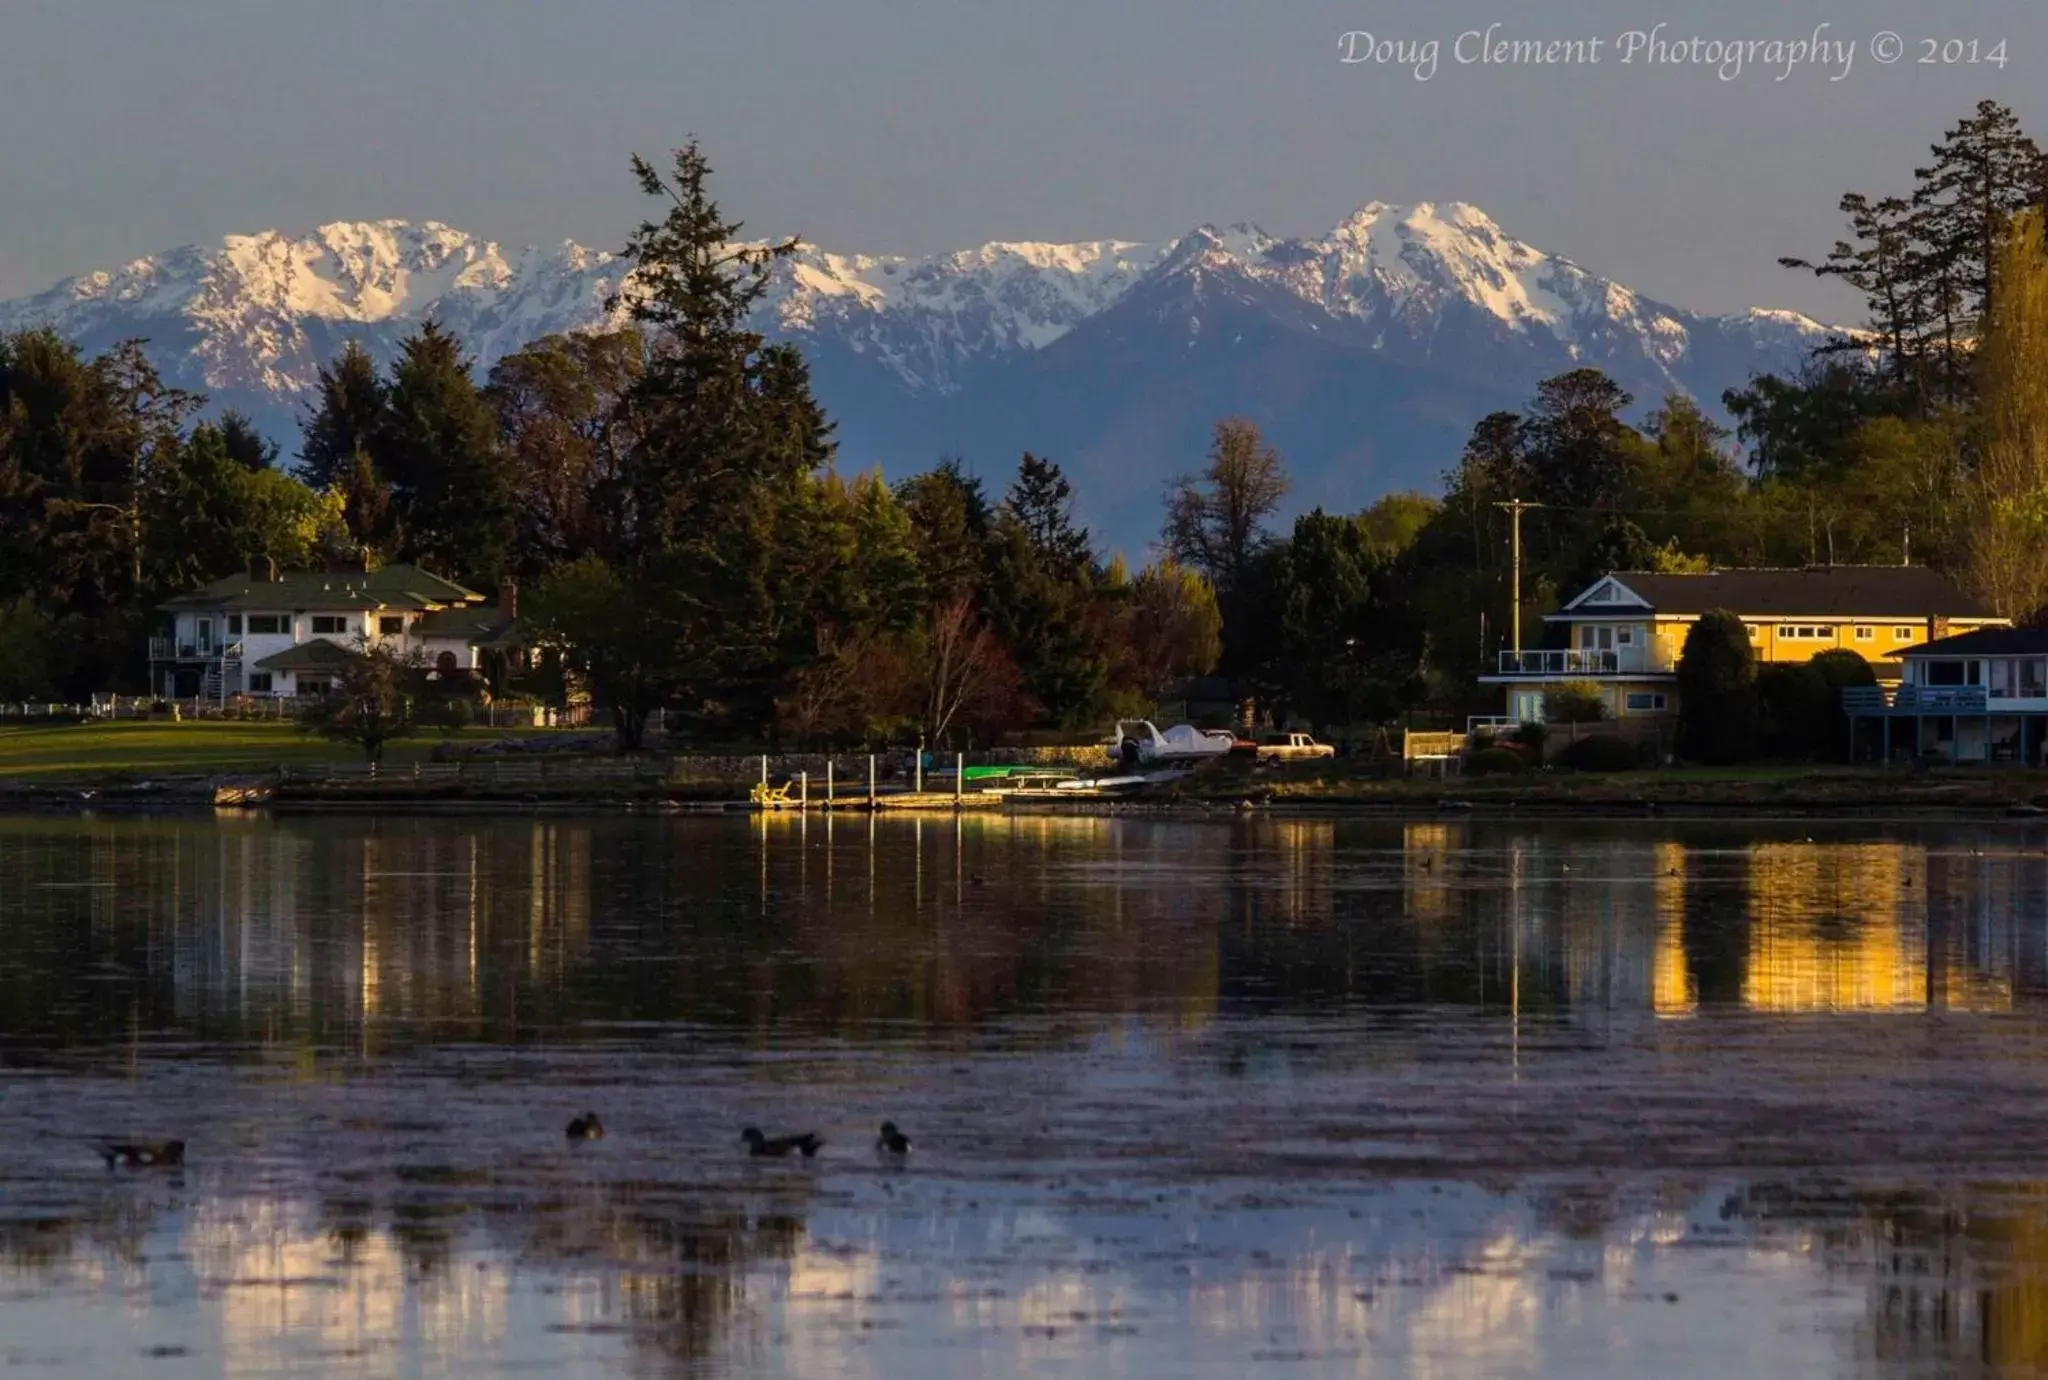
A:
[0,203,1834,549]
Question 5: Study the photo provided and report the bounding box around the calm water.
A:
[6,812,2048,1376]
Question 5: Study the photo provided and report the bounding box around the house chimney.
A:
[497,578,517,622]
[247,554,277,582]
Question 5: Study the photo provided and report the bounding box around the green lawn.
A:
[0,720,549,781]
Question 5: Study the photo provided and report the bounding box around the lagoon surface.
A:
[6,812,2048,1376]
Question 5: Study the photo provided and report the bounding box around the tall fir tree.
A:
[216,409,279,472]
[579,140,839,739]
[1003,454,1092,577]
[378,321,517,583]
[299,341,388,490]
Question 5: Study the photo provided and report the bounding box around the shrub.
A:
[1542,681,1607,724]
[1809,649,1878,761]
[1676,608,1760,764]
[1469,746,1528,776]
[1555,734,1641,773]
[1513,720,1548,754]
[426,694,476,733]
[1757,662,1832,760]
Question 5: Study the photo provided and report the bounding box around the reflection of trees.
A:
[482,1179,815,1370]
[1735,1180,2048,1374]
[6,816,2048,1055]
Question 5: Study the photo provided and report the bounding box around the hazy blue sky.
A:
[2,0,2043,320]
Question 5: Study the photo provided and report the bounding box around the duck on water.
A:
[742,1127,824,1158]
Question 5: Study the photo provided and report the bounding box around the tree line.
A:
[5,99,2044,754]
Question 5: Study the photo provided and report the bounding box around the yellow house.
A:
[1481,566,2007,724]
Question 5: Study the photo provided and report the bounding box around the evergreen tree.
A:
[1915,100,2043,328]
[1780,194,1931,403]
[983,515,1106,728]
[378,322,516,583]
[0,331,194,693]
[1676,609,1759,765]
[217,409,279,472]
[897,460,992,605]
[1004,453,1092,576]
[299,341,388,490]
[613,141,830,553]
[1272,510,1424,732]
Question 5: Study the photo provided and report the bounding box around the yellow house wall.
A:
[1639,616,2010,669]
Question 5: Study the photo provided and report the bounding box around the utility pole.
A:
[1494,499,1539,658]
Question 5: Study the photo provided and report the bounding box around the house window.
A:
[1855,626,1873,641]
[247,672,273,694]
[310,616,347,635]
[1895,626,1918,639]
[298,677,333,697]
[1779,625,1833,640]
[246,614,286,635]
[379,615,405,635]
[1616,628,1635,646]
[226,615,242,635]
[1747,624,1764,639]
[1588,584,1615,602]
[1624,692,1667,713]
[2025,660,2048,697]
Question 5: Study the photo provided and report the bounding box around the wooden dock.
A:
[751,787,1003,813]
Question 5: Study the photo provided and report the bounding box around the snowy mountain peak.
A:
[0,202,1830,429]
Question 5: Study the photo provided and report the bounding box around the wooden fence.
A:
[0,697,594,728]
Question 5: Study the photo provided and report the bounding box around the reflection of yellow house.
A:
[1743,844,1925,1012]
[1651,843,1696,1017]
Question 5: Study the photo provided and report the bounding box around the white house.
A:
[151,557,520,700]
[1845,627,2048,764]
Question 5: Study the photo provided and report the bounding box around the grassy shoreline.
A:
[4,722,2048,818]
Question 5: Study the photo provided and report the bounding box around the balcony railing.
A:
[148,638,243,662]
[1493,647,1666,676]
[1843,684,1990,714]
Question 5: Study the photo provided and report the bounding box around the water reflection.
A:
[7,815,2048,1047]
[5,814,2048,1375]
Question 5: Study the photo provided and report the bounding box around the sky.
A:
[2,0,2044,322]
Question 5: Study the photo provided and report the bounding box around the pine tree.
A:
[614,141,830,554]
[299,341,388,490]
[378,322,516,583]
[1915,101,2043,326]
[1003,454,1092,576]
[570,140,843,738]
[217,409,279,472]
[898,460,992,605]
[1780,194,1930,404]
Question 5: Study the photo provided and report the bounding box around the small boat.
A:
[1110,720,1241,768]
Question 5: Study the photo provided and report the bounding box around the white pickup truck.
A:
[1255,732,1336,762]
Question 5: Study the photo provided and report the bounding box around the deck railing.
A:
[1493,647,1667,676]
[1842,684,1990,714]
[147,638,244,661]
